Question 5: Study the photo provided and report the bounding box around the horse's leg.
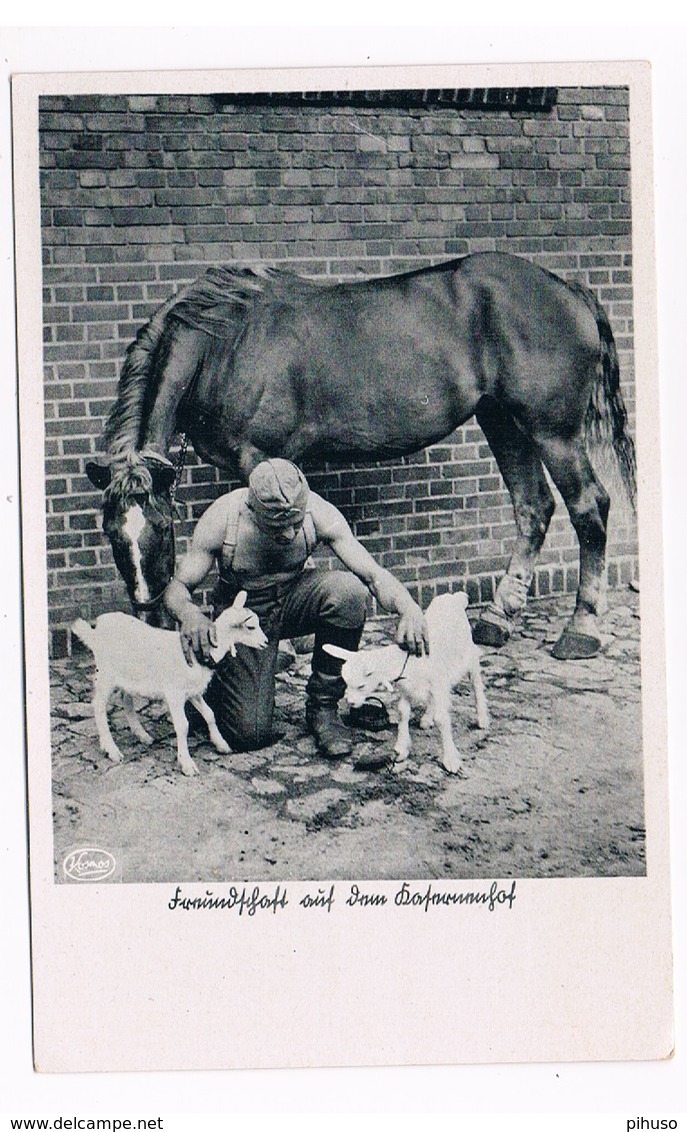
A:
[535,434,610,660]
[473,398,555,646]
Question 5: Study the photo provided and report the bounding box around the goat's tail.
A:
[71,618,96,653]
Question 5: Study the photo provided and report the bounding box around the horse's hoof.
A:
[551,630,601,660]
[472,607,512,648]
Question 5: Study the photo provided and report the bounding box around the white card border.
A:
[2,24,685,1115]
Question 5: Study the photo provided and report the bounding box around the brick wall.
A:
[39,88,637,649]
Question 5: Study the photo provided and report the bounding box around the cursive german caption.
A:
[167,880,517,916]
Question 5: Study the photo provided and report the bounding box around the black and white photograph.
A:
[10,51,674,1078]
[37,78,645,884]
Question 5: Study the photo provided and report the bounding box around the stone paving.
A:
[49,589,645,883]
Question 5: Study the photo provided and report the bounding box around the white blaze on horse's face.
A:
[122,503,150,605]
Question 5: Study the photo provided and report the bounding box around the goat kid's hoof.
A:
[180,760,199,777]
[442,759,464,777]
[472,604,514,648]
[103,749,122,765]
[551,629,601,660]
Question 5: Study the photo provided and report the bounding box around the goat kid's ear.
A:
[322,644,355,661]
[85,461,112,491]
[233,590,247,610]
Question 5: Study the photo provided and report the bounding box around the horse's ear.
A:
[149,463,176,493]
[232,590,247,610]
[85,461,112,491]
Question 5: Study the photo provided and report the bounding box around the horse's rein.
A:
[171,433,189,507]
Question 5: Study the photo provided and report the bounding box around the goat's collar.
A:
[391,649,411,684]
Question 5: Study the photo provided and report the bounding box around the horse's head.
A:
[86,453,177,627]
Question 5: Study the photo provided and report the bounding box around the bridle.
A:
[171,433,189,504]
[124,484,176,617]
[130,587,169,614]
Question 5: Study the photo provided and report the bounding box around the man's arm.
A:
[311,495,429,655]
[164,495,229,664]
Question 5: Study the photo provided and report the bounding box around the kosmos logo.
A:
[63,847,117,882]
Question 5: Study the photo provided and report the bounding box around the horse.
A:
[85,251,637,660]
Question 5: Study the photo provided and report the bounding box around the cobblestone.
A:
[48,589,645,882]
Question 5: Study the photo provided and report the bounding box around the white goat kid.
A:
[72,591,267,777]
[325,592,489,775]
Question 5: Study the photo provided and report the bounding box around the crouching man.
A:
[164,458,428,759]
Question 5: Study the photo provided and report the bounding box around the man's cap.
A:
[247,459,309,526]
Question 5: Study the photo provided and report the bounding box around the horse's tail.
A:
[570,281,637,510]
[103,290,181,455]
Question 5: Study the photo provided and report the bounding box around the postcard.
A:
[12,59,673,1072]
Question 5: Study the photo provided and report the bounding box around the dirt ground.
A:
[50,589,645,883]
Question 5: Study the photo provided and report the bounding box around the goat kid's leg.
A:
[121,692,154,746]
[165,695,199,777]
[92,679,124,765]
[419,702,435,730]
[432,690,463,776]
[471,658,491,731]
[393,697,412,763]
[189,695,231,754]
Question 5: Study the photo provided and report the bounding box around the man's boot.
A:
[305,672,354,759]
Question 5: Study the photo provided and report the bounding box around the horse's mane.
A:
[103,265,297,458]
[103,287,184,457]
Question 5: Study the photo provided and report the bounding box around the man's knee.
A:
[212,697,275,752]
[226,715,274,752]
[207,656,277,751]
[321,573,368,628]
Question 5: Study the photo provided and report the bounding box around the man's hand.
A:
[179,605,217,666]
[396,601,430,657]
[311,494,430,655]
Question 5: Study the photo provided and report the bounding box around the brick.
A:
[37,90,637,631]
